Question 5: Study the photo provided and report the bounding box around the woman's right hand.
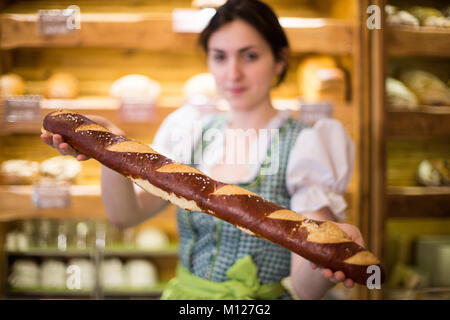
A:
[41,132,90,161]
[40,115,125,162]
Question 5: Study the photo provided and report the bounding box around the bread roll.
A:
[110,74,161,101]
[42,110,385,285]
[0,73,26,97]
[45,73,79,99]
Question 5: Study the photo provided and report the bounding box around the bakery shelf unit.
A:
[0,0,373,299]
[368,0,450,300]
[4,246,177,299]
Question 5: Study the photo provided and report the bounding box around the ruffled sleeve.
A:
[151,103,214,164]
[286,118,355,222]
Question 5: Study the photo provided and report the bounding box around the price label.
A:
[119,98,157,122]
[32,178,72,209]
[298,100,334,124]
[38,5,81,36]
[3,95,42,123]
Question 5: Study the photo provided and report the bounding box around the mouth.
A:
[227,87,247,95]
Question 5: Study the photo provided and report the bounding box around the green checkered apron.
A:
[162,113,309,300]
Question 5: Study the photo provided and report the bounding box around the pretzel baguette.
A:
[42,110,385,285]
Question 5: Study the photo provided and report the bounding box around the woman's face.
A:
[207,19,285,111]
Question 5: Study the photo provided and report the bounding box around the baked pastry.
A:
[385,5,420,27]
[101,258,124,289]
[399,70,450,106]
[124,259,158,288]
[40,156,82,181]
[40,259,67,289]
[1,160,40,185]
[45,73,79,99]
[408,6,449,27]
[68,258,95,290]
[386,77,419,109]
[135,227,169,250]
[417,159,450,187]
[8,259,40,289]
[183,73,217,101]
[110,74,161,101]
[42,110,385,285]
[0,73,26,97]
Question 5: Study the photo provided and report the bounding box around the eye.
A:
[244,52,259,61]
[212,53,226,62]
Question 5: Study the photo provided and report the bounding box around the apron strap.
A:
[161,255,285,300]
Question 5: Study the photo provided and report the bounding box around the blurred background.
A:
[0,0,449,300]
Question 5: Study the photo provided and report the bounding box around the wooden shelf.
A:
[0,96,180,136]
[6,288,95,299]
[1,97,357,137]
[387,186,450,218]
[6,245,178,258]
[387,106,450,138]
[0,12,354,54]
[0,185,106,221]
[6,283,167,299]
[0,184,355,222]
[387,26,450,57]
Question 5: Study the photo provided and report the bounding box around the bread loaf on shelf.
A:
[42,110,385,285]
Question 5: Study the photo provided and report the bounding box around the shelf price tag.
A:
[119,98,156,122]
[2,95,42,123]
[172,8,216,33]
[298,100,334,124]
[38,5,81,36]
[32,178,72,209]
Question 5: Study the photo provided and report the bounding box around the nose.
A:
[228,57,243,82]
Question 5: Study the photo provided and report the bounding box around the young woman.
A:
[42,0,364,300]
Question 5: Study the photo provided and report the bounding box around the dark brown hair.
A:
[199,0,290,86]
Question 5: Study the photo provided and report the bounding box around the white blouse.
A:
[151,103,355,222]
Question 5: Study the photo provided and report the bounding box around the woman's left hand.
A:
[310,223,365,288]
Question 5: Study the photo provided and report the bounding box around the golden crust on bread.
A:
[267,210,305,221]
[75,124,111,133]
[305,221,353,244]
[156,163,203,174]
[106,141,157,154]
[212,184,259,197]
[344,250,380,265]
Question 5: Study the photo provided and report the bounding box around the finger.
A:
[332,271,346,283]
[76,154,90,161]
[41,133,52,145]
[343,279,355,289]
[310,263,318,269]
[52,134,63,147]
[59,142,74,152]
[321,268,334,279]
[59,143,79,157]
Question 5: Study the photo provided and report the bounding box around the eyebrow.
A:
[210,45,256,53]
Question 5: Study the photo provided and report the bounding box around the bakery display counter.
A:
[3,218,178,299]
[0,0,374,300]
